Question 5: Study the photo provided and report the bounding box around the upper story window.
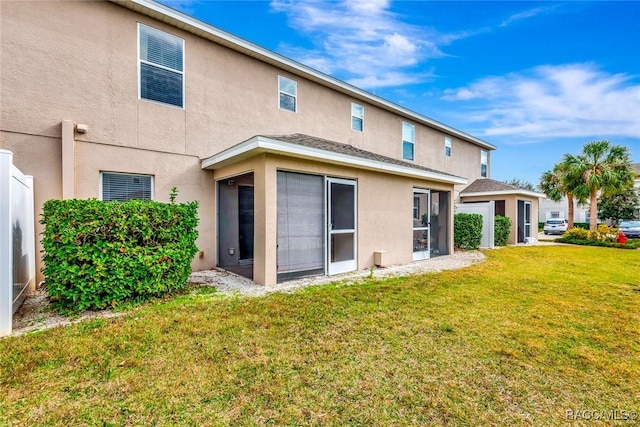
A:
[481,150,488,177]
[138,24,184,108]
[402,122,415,161]
[101,172,153,202]
[278,75,297,112]
[444,136,452,157]
[351,103,364,132]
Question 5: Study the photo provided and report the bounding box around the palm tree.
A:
[539,161,584,229]
[564,140,635,230]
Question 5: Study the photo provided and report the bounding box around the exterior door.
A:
[413,189,430,261]
[517,200,532,243]
[238,185,254,262]
[327,178,356,275]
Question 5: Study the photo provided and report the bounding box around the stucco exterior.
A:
[1,0,495,286]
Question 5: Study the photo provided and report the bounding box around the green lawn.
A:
[1,246,639,425]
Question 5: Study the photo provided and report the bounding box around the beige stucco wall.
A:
[1,0,488,284]
[461,194,540,245]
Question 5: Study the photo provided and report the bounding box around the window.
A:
[278,75,297,112]
[481,150,488,177]
[101,172,153,202]
[139,24,184,108]
[444,136,452,157]
[402,122,415,161]
[351,103,364,132]
[551,211,560,219]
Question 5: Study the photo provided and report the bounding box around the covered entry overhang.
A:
[202,134,466,285]
[202,134,467,185]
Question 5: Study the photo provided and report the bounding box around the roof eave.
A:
[460,189,546,198]
[202,136,467,185]
[112,0,496,151]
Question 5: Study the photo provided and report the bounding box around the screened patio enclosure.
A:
[276,171,357,282]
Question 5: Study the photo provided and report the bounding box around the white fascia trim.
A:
[115,0,495,151]
[202,136,467,185]
[461,190,546,199]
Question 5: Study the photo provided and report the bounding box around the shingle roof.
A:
[460,178,526,194]
[262,133,465,181]
[632,163,640,176]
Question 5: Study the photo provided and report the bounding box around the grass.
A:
[1,246,639,425]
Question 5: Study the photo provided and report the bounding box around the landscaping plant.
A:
[40,192,199,313]
[454,213,482,249]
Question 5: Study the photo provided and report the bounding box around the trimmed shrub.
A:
[562,227,589,240]
[454,213,483,250]
[41,196,199,313]
[494,215,511,246]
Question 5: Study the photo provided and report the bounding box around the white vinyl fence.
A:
[456,201,495,249]
[1,150,35,336]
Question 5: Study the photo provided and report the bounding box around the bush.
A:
[41,195,199,313]
[588,224,619,242]
[563,227,589,240]
[494,215,511,246]
[454,213,483,250]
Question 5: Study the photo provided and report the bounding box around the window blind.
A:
[101,172,152,202]
[139,24,184,107]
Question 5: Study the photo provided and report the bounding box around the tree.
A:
[503,178,537,191]
[564,140,635,230]
[597,188,639,224]
[539,161,586,229]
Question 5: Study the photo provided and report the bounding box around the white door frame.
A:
[413,188,430,261]
[327,177,357,275]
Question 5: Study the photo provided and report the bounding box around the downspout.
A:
[61,120,76,199]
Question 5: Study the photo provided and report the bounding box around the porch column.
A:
[253,155,278,285]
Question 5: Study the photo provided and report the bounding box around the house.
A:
[1,0,495,286]
[460,179,544,244]
[538,197,591,224]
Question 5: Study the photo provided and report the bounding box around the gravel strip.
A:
[189,250,486,297]
[9,251,485,337]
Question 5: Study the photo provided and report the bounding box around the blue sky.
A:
[160,0,640,186]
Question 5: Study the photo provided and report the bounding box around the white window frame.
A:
[278,75,297,113]
[445,136,452,157]
[351,103,364,132]
[402,122,415,161]
[138,23,185,109]
[100,172,154,202]
[481,150,488,177]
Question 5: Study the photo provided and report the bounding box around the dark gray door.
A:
[238,185,254,261]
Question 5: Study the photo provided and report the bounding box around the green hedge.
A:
[41,197,199,313]
[494,215,511,246]
[454,213,483,250]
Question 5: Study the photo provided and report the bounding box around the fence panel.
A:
[1,150,35,336]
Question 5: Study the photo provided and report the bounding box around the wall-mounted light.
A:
[75,124,88,134]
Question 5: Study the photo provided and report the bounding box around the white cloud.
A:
[442,64,640,139]
[499,6,557,27]
[270,0,448,89]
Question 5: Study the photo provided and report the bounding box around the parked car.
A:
[619,220,640,238]
[544,218,569,235]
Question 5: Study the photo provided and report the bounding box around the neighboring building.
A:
[1,0,496,286]
[460,179,544,244]
[538,197,591,224]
